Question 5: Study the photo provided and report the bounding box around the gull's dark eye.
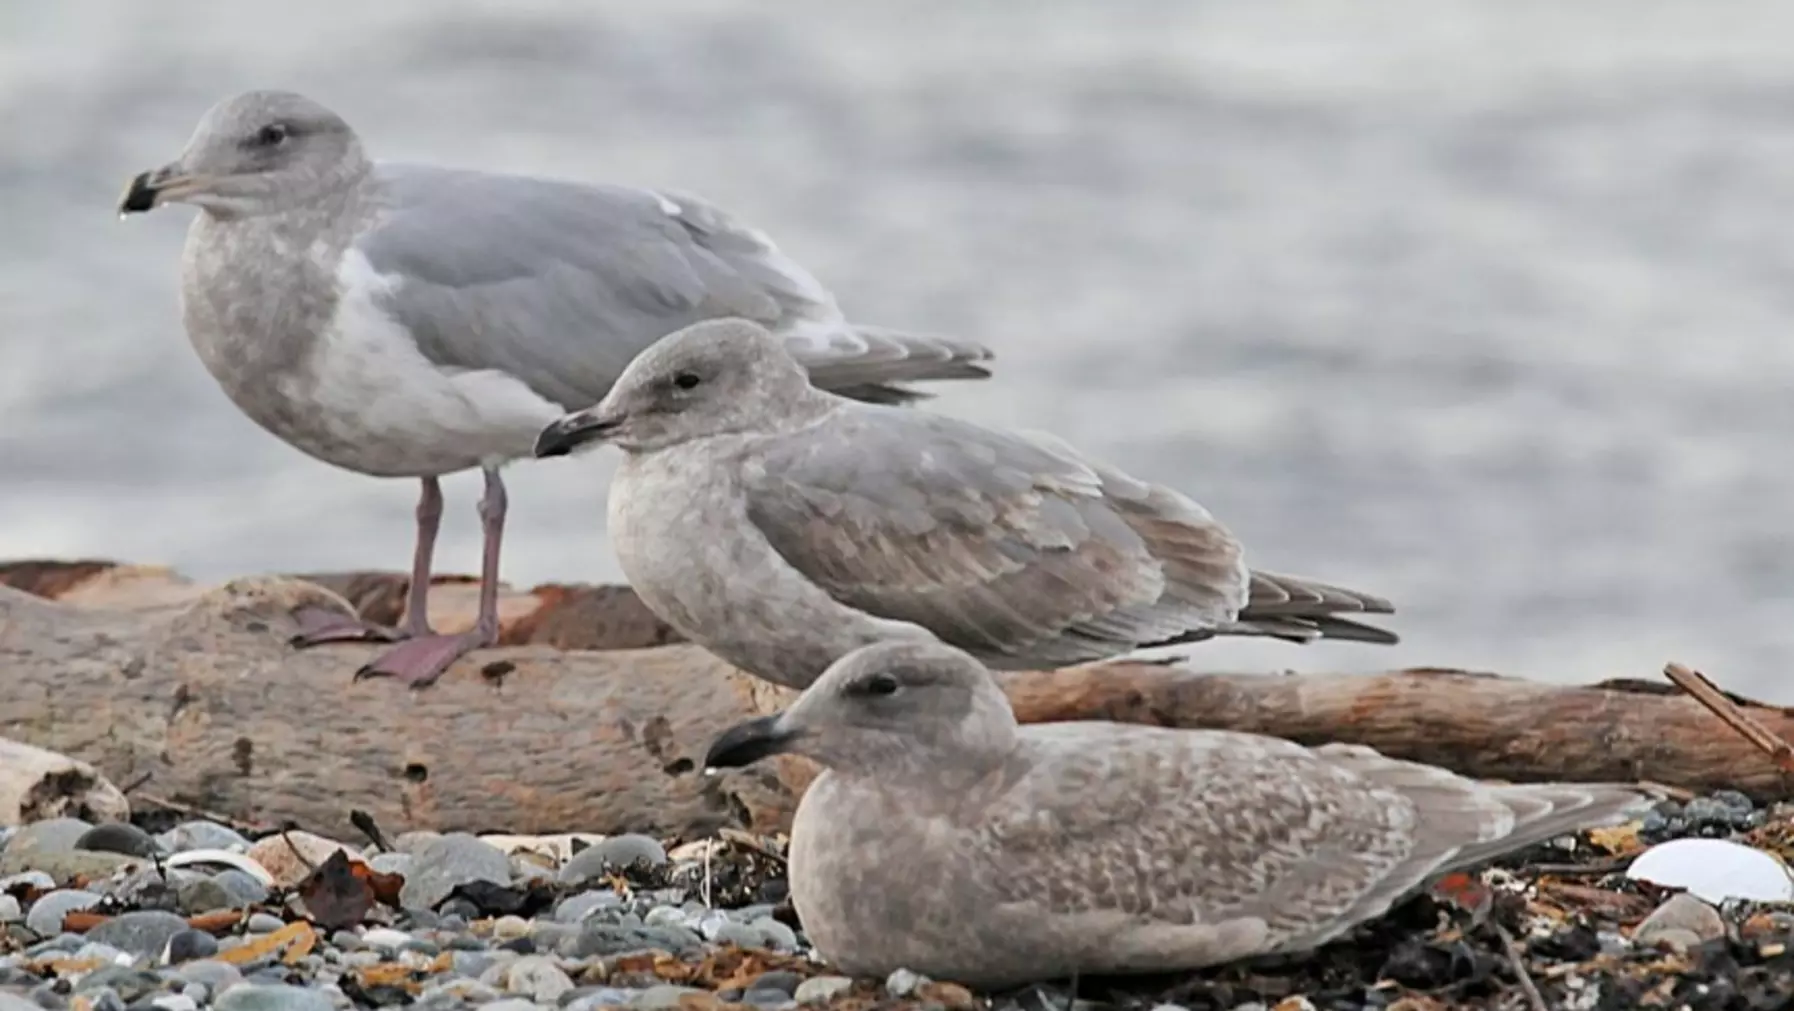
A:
[672,372,702,391]
[861,673,901,698]
[252,123,290,148]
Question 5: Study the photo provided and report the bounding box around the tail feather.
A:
[1149,569,1401,647]
[801,324,995,403]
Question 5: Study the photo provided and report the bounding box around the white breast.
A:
[281,249,567,477]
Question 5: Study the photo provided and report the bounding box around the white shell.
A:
[1625,837,1794,903]
[163,848,277,887]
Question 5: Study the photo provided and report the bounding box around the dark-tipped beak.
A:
[534,408,621,459]
[704,714,801,770]
[118,164,200,215]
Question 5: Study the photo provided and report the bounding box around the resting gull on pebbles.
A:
[704,639,1658,988]
[534,317,1397,690]
[115,90,992,687]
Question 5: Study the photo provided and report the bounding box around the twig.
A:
[1495,922,1549,1011]
[1664,662,1794,775]
[1515,856,1633,878]
[348,809,391,852]
[133,791,272,835]
[702,839,713,908]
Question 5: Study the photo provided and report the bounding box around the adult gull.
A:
[705,639,1658,988]
[535,317,1397,690]
[116,90,993,687]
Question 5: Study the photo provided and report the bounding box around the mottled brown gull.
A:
[704,639,1658,988]
[116,90,993,688]
[534,317,1396,690]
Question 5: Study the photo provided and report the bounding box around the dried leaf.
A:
[298,849,374,931]
[355,963,422,988]
[186,910,245,934]
[214,920,316,966]
[1586,823,1644,857]
[58,911,108,933]
[1427,871,1493,922]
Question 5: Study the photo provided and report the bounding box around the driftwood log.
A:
[1,559,1789,842]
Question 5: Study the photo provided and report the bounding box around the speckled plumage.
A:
[539,318,1398,690]
[704,640,1658,989]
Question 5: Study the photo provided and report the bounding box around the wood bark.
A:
[0,737,130,826]
[1,559,1788,841]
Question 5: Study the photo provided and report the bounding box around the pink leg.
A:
[290,476,444,647]
[354,467,506,688]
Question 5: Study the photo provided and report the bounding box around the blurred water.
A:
[4,1,1794,695]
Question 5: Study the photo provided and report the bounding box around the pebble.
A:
[158,821,251,854]
[168,958,244,991]
[360,927,416,950]
[492,915,533,941]
[554,890,622,924]
[246,832,366,889]
[400,833,512,911]
[0,895,20,923]
[87,910,194,958]
[750,917,798,952]
[154,996,201,1011]
[566,989,642,1011]
[246,913,287,933]
[0,992,39,1011]
[210,870,271,907]
[741,990,793,1009]
[749,972,803,997]
[214,984,335,1011]
[1635,892,1728,951]
[25,889,103,937]
[393,831,444,855]
[176,877,237,915]
[792,977,854,1004]
[568,922,703,958]
[503,955,575,1003]
[74,823,163,859]
[477,1000,548,1011]
[633,985,707,1010]
[558,836,668,886]
[167,928,222,963]
[369,852,413,877]
[885,969,929,997]
[3,818,93,856]
[74,966,163,1001]
[0,871,55,892]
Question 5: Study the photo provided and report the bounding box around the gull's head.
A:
[119,90,367,219]
[702,640,1020,778]
[534,317,821,458]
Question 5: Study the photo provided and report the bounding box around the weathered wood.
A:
[1,560,1788,841]
[0,737,130,826]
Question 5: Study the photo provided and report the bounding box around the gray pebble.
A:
[885,969,928,997]
[245,913,287,934]
[157,821,250,854]
[565,989,642,1011]
[749,972,803,997]
[555,892,619,924]
[166,928,220,963]
[454,950,500,978]
[478,1000,548,1011]
[631,986,706,1010]
[74,966,164,1001]
[0,895,20,924]
[439,896,480,922]
[709,922,765,949]
[641,906,687,930]
[88,910,193,958]
[328,929,363,952]
[3,818,94,857]
[152,996,200,1011]
[559,836,668,886]
[75,940,128,964]
[74,823,162,860]
[0,871,56,893]
[750,918,798,953]
[77,989,125,1011]
[213,984,333,1011]
[27,932,84,956]
[0,996,38,1011]
[25,889,103,938]
[693,911,731,940]
[791,977,853,1004]
[566,922,703,959]
[369,852,414,877]
[741,991,793,1010]
[393,831,444,855]
[504,955,575,1003]
[209,871,270,908]
[400,833,512,911]
[176,878,237,916]
[1636,892,1727,950]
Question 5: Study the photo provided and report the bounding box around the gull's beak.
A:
[534,404,624,458]
[703,714,803,770]
[118,162,211,214]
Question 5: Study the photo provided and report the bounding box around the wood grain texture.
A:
[2,560,1787,840]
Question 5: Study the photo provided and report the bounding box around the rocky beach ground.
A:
[3,793,1794,1011]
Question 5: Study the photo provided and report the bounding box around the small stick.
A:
[134,791,272,835]
[348,809,392,852]
[1664,662,1794,775]
[1495,922,1549,1011]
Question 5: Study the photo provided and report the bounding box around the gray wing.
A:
[741,407,1251,668]
[980,727,1651,961]
[353,163,991,409]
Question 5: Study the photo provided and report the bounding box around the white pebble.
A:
[359,928,415,950]
[1625,837,1794,903]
